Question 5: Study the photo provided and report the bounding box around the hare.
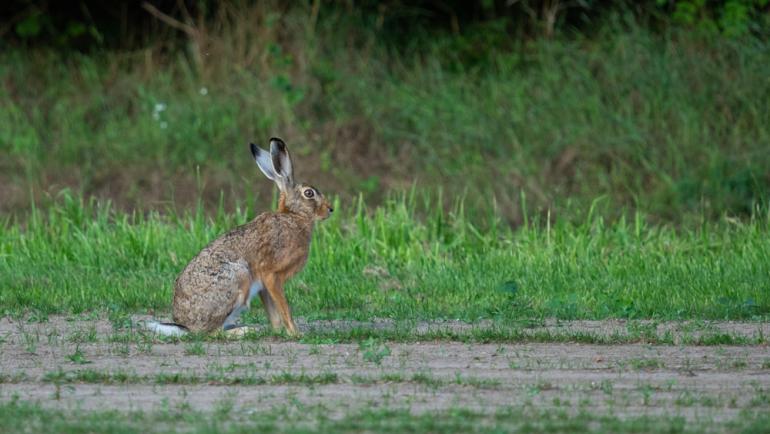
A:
[146,138,333,337]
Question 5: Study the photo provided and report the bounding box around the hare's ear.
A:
[250,143,277,181]
[269,137,295,189]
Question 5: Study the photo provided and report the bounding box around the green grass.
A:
[2,5,769,223]
[1,192,769,321]
[1,399,768,434]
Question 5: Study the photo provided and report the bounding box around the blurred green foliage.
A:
[1,1,768,224]
[663,0,769,36]
[3,1,768,50]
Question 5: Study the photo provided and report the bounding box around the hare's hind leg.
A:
[223,305,248,331]
[223,280,263,331]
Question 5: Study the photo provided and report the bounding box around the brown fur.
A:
[171,140,332,335]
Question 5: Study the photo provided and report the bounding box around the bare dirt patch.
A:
[1,316,768,424]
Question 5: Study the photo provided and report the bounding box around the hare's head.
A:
[250,138,333,220]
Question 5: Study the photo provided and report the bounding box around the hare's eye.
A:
[303,189,315,198]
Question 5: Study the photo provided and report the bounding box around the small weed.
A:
[674,391,696,407]
[749,389,770,407]
[185,341,206,356]
[639,384,656,406]
[155,372,200,385]
[526,383,543,396]
[590,380,614,395]
[137,338,153,354]
[552,397,571,407]
[350,374,371,384]
[113,341,131,357]
[214,393,237,418]
[359,337,391,365]
[27,311,49,323]
[629,358,663,370]
[22,331,39,354]
[627,322,659,341]
[528,381,555,396]
[381,372,405,383]
[69,326,98,344]
[45,330,61,345]
[67,346,92,365]
[108,310,133,331]
[237,342,271,356]
[732,359,748,369]
[0,373,29,383]
[411,373,443,388]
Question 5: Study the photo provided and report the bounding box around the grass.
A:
[1,398,769,434]
[19,317,766,346]
[40,368,340,387]
[293,323,767,346]
[2,5,769,224]
[1,192,769,321]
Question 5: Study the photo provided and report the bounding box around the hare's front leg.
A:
[263,273,299,336]
[258,290,282,330]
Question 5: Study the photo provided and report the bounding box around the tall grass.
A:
[1,4,768,222]
[1,192,768,320]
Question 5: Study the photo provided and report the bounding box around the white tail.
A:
[143,320,188,337]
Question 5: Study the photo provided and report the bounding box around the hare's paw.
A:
[225,326,257,338]
[285,324,302,338]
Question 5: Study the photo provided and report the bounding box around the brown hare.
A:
[146,138,333,337]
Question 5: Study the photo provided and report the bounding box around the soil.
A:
[1,316,768,422]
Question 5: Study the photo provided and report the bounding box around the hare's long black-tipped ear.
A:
[251,143,277,181]
[269,137,295,189]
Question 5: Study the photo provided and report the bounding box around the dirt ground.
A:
[1,316,768,423]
